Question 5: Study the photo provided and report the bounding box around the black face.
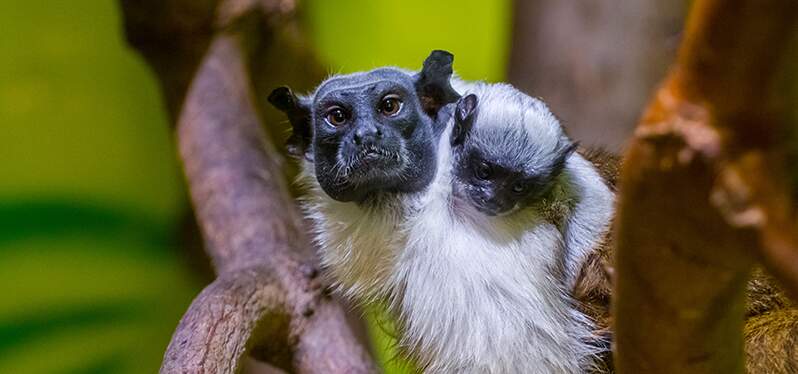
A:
[311,71,439,202]
[450,93,576,216]
[269,50,460,203]
[454,150,564,216]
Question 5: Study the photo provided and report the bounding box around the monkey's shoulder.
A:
[578,146,621,190]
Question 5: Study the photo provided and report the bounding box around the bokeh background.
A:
[0,1,513,373]
[18,0,787,372]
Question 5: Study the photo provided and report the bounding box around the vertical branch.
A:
[613,0,798,373]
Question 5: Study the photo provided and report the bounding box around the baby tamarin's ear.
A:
[415,50,460,119]
[551,141,579,175]
[451,94,477,146]
[268,86,313,160]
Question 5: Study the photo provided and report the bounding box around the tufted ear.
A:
[451,94,477,146]
[552,140,579,175]
[415,50,461,118]
[268,86,313,160]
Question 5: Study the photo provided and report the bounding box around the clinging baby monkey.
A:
[449,86,614,291]
[385,83,614,373]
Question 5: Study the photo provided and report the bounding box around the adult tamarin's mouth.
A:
[352,145,400,165]
[358,145,396,160]
[341,144,404,180]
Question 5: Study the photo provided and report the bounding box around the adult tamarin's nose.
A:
[353,124,382,146]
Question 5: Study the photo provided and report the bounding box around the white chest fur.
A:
[393,137,599,373]
[300,130,610,373]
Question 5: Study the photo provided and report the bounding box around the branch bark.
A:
[613,0,798,372]
[120,1,378,373]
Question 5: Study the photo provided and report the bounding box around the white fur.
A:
[299,82,614,373]
[560,155,615,289]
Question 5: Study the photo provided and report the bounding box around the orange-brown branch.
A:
[614,0,798,373]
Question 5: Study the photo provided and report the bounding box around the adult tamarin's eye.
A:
[378,94,402,116]
[475,161,492,180]
[325,106,348,127]
[511,182,527,194]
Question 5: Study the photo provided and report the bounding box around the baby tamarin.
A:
[449,87,614,291]
[391,83,614,372]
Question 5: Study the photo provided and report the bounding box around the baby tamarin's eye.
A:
[325,106,348,127]
[511,181,527,194]
[378,94,403,116]
[475,161,493,180]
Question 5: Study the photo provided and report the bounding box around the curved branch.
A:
[613,0,798,372]
[161,266,288,373]
[163,29,375,374]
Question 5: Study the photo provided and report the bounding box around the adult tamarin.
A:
[270,51,612,372]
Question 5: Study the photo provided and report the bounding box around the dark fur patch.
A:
[268,86,313,159]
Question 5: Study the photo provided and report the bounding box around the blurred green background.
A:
[0,1,510,373]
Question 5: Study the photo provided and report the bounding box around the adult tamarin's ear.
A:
[415,50,461,118]
[451,94,477,146]
[268,86,313,160]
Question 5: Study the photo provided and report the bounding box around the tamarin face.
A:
[454,144,571,216]
[309,68,439,202]
[451,89,576,216]
[269,50,460,203]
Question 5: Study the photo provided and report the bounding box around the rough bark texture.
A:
[508,0,687,151]
[612,0,798,373]
[120,1,378,373]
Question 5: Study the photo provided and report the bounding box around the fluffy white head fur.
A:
[299,80,614,373]
[453,82,615,288]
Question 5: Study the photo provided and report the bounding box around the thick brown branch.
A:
[177,30,305,274]
[614,0,798,373]
[674,0,798,297]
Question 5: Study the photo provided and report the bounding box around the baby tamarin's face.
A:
[451,87,576,216]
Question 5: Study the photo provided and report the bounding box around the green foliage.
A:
[0,1,185,219]
[0,1,198,373]
[304,0,511,82]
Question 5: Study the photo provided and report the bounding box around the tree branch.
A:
[121,1,378,372]
[613,0,798,372]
